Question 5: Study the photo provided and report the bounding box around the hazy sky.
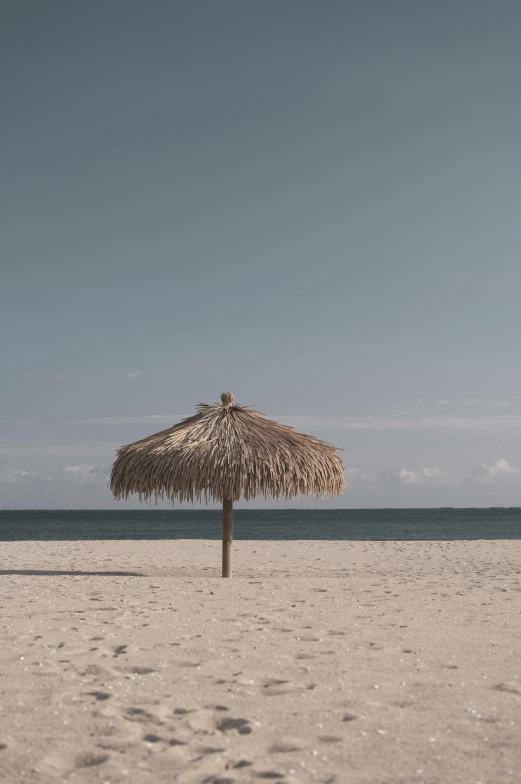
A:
[2,1,521,508]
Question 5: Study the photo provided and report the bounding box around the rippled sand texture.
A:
[1,539,520,784]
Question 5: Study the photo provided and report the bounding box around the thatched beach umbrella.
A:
[110,392,346,577]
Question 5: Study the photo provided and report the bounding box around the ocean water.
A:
[0,508,520,541]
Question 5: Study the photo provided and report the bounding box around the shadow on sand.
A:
[0,569,143,577]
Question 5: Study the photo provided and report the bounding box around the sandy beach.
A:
[1,539,520,784]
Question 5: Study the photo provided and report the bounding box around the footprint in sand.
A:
[188,710,221,733]
[125,665,157,675]
[262,678,315,696]
[86,690,112,701]
[143,733,162,743]
[269,737,306,753]
[75,751,110,768]
[124,707,161,724]
[80,663,116,679]
[493,681,521,696]
[192,743,226,755]
[41,750,110,774]
[216,717,252,735]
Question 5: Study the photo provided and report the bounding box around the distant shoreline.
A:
[2,506,521,511]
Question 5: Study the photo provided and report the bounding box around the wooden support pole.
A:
[222,498,233,578]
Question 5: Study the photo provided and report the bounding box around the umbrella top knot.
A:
[221,391,235,407]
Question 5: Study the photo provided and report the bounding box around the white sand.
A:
[1,539,520,784]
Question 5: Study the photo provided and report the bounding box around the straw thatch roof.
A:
[110,393,346,504]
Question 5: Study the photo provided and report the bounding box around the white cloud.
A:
[437,400,449,405]
[398,466,459,486]
[0,468,62,487]
[0,468,37,484]
[73,415,180,425]
[471,458,521,486]
[273,413,521,434]
[72,413,521,432]
[462,398,511,408]
[64,464,108,482]
[480,457,518,477]
[345,466,378,485]
[0,464,109,489]
[126,370,141,378]
[0,444,119,458]
[387,458,521,489]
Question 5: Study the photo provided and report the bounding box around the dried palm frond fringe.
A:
[110,397,346,504]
